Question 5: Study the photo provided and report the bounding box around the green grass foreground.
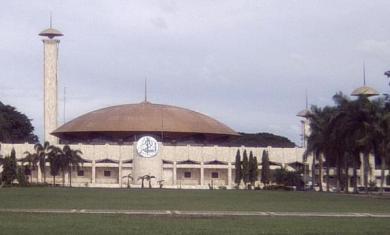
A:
[0,213,389,235]
[0,187,390,212]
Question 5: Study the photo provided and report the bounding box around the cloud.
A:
[356,39,390,57]
[150,17,168,29]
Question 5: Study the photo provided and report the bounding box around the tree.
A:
[1,148,17,185]
[61,145,83,187]
[122,174,133,188]
[138,175,154,188]
[22,151,38,183]
[242,150,249,187]
[16,166,28,186]
[234,150,241,187]
[248,151,257,187]
[0,101,38,143]
[34,141,53,183]
[261,150,270,187]
[47,146,61,186]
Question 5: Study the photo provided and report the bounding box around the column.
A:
[64,172,69,186]
[227,162,232,188]
[42,39,60,144]
[200,162,204,186]
[92,160,96,184]
[118,160,123,187]
[173,161,177,186]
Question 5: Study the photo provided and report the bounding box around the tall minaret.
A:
[39,21,63,144]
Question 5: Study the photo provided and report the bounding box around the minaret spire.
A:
[50,12,52,28]
[305,89,308,109]
[363,61,366,86]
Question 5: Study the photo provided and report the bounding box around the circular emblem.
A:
[136,136,159,158]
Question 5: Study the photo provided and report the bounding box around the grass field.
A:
[0,187,389,212]
[0,188,389,234]
[0,213,389,235]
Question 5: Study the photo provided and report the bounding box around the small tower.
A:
[351,64,379,97]
[39,20,63,144]
[296,91,310,148]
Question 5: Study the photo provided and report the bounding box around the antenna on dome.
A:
[144,77,148,102]
[305,89,308,109]
[363,61,366,86]
[63,86,66,124]
[50,12,53,28]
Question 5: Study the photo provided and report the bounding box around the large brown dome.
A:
[52,102,238,141]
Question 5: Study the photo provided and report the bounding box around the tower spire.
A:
[50,12,52,28]
[305,89,308,109]
[363,61,366,86]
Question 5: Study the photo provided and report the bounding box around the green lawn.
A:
[0,187,389,213]
[0,188,390,234]
[0,213,389,235]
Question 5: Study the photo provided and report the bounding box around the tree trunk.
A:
[353,154,358,194]
[141,179,144,188]
[62,170,65,186]
[311,154,316,191]
[380,155,385,194]
[344,155,349,194]
[326,158,330,192]
[53,176,56,186]
[149,180,152,189]
[318,152,323,192]
[43,168,46,184]
[364,152,369,194]
[336,154,341,192]
[69,167,72,187]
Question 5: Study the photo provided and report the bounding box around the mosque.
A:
[0,25,385,189]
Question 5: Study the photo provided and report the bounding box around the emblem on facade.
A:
[136,136,159,158]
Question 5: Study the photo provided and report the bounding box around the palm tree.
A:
[34,141,52,183]
[62,145,83,187]
[22,151,38,183]
[145,175,156,189]
[47,146,61,186]
[138,174,155,188]
[305,106,336,192]
[367,98,390,194]
[138,175,146,188]
[122,174,133,188]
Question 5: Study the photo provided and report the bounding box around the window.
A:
[77,170,84,176]
[211,172,219,179]
[104,171,111,177]
[184,172,191,178]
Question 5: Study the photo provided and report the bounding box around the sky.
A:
[1,1,390,145]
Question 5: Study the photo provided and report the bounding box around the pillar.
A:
[118,160,123,186]
[92,160,96,184]
[38,166,42,183]
[200,162,204,186]
[42,38,60,144]
[227,162,232,188]
[173,161,177,185]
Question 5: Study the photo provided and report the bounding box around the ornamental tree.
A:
[234,149,241,186]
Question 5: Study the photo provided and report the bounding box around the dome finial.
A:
[50,12,52,28]
[363,61,366,86]
[39,13,63,39]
